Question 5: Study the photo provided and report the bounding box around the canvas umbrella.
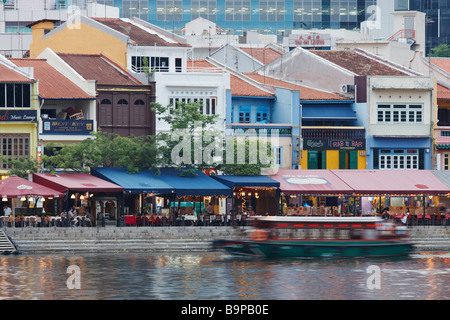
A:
[0,176,64,226]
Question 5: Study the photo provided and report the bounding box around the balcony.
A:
[231,124,292,137]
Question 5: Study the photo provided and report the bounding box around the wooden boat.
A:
[212,216,413,258]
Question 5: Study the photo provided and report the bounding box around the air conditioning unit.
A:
[341,84,355,93]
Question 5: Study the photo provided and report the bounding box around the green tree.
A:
[429,44,450,57]
[153,101,273,176]
[42,130,158,174]
[0,156,38,179]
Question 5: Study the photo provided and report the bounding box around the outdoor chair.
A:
[125,215,137,226]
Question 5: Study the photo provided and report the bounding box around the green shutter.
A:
[321,151,327,169]
[339,150,346,169]
[308,151,318,169]
[349,150,358,169]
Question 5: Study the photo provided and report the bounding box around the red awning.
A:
[32,173,124,193]
[270,169,353,195]
[331,170,450,195]
[0,176,64,198]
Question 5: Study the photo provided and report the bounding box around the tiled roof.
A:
[311,50,409,76]
[430,58,450,73]
[244,73,348,100]
[230,75,274,97]
[56,53,142,86]
[92,18,190,47]
[438,83,450,101]
[9,58,94,100]
[239,47,282,65]
[187,60,226,73]
[0,62,34,83]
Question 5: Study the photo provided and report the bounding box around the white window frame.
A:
[376,104,423,124]
[169,96,217,115]
[379,149,418,170]
[273,146,283,167]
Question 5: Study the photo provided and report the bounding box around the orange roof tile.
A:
[244,73,348,100]
[311,50,409,76]
[9,58,94,100]
[438,83,450,101]
[56,53,142,86]
[0,62,34,83]
[231,75,273,97]
[92,18,190,47]
[239,47,282,65]
[187,60,226,73]
[430,58,450,73]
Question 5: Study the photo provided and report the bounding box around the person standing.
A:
[3,205,11,217]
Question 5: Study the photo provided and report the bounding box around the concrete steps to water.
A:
[3,226,450,254]
[0,230,18,254]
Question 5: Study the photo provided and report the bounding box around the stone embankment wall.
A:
[4,226,450,254]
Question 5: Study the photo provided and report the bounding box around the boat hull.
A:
[212,239,414,258]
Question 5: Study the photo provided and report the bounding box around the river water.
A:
[0,251,449,301]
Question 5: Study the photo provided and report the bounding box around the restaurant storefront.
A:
[32,173,124,225]
[211,175,280,216]
[91,167,232,225]
[270,169,354,216]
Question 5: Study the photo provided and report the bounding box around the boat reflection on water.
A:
[213,216,414,258]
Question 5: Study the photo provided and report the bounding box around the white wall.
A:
[367,76,434,137]
[153,72,230,135]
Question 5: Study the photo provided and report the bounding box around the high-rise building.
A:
[394,0,450,53]
[3,1,447,53]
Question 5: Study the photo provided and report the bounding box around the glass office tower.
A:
[94,0,378,34]
[84,0,450,51]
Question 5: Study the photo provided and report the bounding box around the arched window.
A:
[100,99,112,105]
[118,99,128,105]
[134,99,145,105]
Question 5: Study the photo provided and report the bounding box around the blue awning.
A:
[302,104,357,120]
[211,175,280,188]
[91,168,232,196]
[90,167,176,194]
[157,168,232,196]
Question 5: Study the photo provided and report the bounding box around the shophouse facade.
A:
[0,55,38,177]
[8,56,97,165]
[27,15,231,136]
[39,49,155,137]
[259,46,434,170]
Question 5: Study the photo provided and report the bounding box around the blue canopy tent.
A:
[211,175,280,188]
[157,168,232,196]
[90,167,176,194]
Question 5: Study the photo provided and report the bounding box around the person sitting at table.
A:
[381,208,390,220]
[190,208,197,226]
[401,208,410,225]
[206,203,214,215]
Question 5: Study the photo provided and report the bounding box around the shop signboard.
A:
[0,110,37,122]
[304,138,366,151]
[42,119,94,134]
[288,33,332,48]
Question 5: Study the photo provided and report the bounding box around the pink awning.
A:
[32,173,124,193]
[270,169,353,195]
[0,176,64,198]
[331,170,450,195]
